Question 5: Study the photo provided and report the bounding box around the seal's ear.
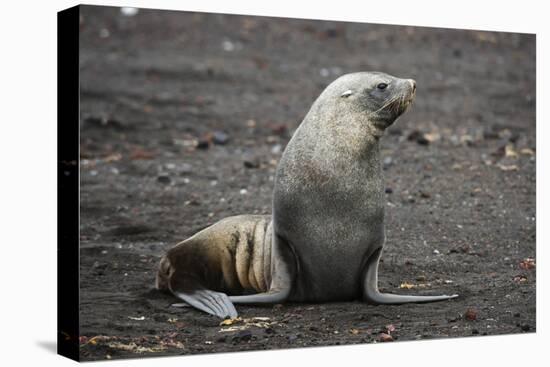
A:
[340,89,354,98]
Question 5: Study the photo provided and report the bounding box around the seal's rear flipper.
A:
[362,248,459,304]
[172,289,238,319]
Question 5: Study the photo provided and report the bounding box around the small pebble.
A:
[212,131,229,145]
[465,308,478,321]
[179,163,193,174]
[232,330,252,342]
[271,144,282,155]
[157,175,171,184]
[243,157,260,169]
[222,40,235,52]
[379,333,393,342]
[196,139,210,149]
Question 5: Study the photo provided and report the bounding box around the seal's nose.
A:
[408,79,416,93]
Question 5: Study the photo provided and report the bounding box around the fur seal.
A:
[157,72,458,318]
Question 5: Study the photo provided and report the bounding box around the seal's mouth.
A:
[386,91,415,120]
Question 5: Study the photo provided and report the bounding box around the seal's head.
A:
[324,71,416,134]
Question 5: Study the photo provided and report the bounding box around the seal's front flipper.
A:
[362,248,458,304]
[172,289,238,319]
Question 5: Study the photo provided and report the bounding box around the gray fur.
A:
[157,72,457,319]
[269,72,456,303]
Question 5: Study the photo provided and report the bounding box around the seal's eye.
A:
[377,83,388,90]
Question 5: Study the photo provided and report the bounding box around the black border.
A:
[57,4,80,362]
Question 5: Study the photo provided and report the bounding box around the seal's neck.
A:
[342,113,384,158]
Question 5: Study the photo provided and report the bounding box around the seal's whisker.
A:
[369,95,401,116]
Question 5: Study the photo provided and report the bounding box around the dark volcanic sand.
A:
[77,5,536,361]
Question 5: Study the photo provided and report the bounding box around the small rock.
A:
[196,139,210,149]
[419,191,431,199]
[519,258,536,270]
[465,308,477,321]
[270,123,288,136]
[379,333,393,342]
[239,189,248,195]
[497,164,519,171]
[243,157,260,169]
[157,175,171,184]
[433,249,440,255]
[513,274,528,283]
[212,131,230,145]
[325,28,342,38]
[520,324,531,332]
[179,163,193,174]
[232,330,252,343]
[271,144,282,155]
[222,40,235,52]
[407,130,430,145]
[287,334,298,342]
[385,187,393,194]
